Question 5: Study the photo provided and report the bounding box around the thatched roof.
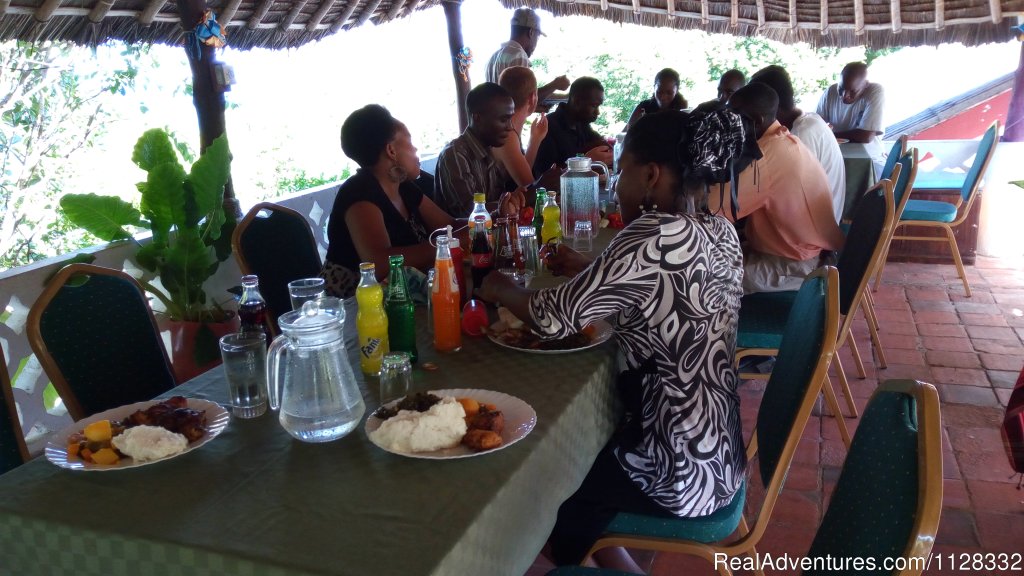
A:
[504,0,1024,48]
[0,0,442,50]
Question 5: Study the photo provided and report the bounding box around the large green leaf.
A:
[141,162,187,235]
[135,240,165,274]
[60,194,142,241]
[132,129,179,172]
[161,228,212,304]
[189,135,230,219]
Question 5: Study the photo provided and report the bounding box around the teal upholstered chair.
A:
[880,136,909,181]
[889,121,999,297]
[583,267,840,576]
[1,342,29,474]
[869,150,917,290]
[737,176,896,441]
[548,379,942,576]
[232,202,323,335]
[27,264,177,421]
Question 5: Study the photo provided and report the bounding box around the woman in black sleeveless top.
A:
[322,105,460,298]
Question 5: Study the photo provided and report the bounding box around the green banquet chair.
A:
[26,264,177,421]
[232,202,323,335]
[1,342,30,474]
[886,120,999,297]
[737,174,896,440]
[548,379,942,576]
[582,267,840,576]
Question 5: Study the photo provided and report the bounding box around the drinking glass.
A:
[288,278,326,310]
[219,332,268,418]
[573,221,593,253]
[518,226,540,276]
[379,352,413,405]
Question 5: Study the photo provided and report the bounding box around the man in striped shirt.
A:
[434,83,514,218]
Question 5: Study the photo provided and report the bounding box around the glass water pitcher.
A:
[268,300,365,443]
[560,156,608,238]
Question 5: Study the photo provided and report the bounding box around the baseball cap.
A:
[511,7,545,35]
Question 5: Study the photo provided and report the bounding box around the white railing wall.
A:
[1,182,340,455]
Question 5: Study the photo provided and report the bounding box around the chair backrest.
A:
[879,135,909,181]
[960,120,999,204]
[232,202,323,334]
[804,380,942,576]
[746,267,840,543]
[27,264,177,421]
[0,342,29,474]
[836,177,895,316]
[892,149,919,217]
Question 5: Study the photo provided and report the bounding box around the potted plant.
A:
[60,128,236,381]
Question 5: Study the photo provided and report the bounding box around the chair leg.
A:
[832,354,859,418]
[734,515,765,576]
[872,241,891,292]
[943,225,971,297]
[862,298,888,369]
[847,334,867,379]
[822,375,853,448]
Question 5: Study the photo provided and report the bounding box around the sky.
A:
[67,0,1022,208]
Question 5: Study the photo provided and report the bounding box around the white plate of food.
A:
[488,319,613,354]
[45,397,230,471]
[365,389,536,460]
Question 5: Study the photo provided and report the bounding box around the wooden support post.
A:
[1003,41,1024,142]
[177,0,239,217]
[443,0,469,133]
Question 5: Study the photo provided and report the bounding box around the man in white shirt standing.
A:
[485,8,569,106]
[752,65,846,222]
[817,62,885,158]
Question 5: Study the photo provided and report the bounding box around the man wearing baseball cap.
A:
[485,7,569,107]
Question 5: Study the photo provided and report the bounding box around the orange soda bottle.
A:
[432,226,462,352]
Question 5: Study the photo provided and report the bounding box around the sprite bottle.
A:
[384,254,418,363]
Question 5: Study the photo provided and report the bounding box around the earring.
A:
[640,192,658,214]
[387,162,406,183]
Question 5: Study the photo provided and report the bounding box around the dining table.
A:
[0,232,622,576]
[839,142,878,220]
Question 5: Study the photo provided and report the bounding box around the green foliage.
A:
[865,47,902,66]
[0,40,150,270]
[60,129,232,321]
[274,168,349,197]
[587,54,646,132]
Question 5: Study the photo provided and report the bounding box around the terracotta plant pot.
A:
[158,314,241,383]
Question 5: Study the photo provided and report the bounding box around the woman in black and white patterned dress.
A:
[479,109,759,571]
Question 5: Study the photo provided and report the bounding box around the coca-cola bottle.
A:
[470,215,493,293]
[238,275,267,336]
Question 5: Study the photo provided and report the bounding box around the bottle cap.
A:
[359,262,375,272]
[473,193,485,203]
[241,274,259,286]
[388,254,404,266]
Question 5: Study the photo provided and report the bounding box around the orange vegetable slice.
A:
[90,448,120,465]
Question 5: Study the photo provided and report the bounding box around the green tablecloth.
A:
[841,142,877,220]
[0,241,621,576]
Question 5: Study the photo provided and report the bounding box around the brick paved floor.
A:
[526,256,1024,576]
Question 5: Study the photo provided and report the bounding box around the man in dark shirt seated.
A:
[434,82,515,218]
[532,77,613,184]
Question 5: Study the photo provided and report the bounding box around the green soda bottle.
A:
[532,188,546,241]
[385,254,418,363]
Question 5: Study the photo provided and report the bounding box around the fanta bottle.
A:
[541,190,562,245]
[432,227,462,353]
[356,262,389,375]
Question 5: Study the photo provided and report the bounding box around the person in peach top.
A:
[713,82,845,293]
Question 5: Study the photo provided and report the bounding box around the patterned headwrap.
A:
[684,108,760,184]
[681,108,761,218]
